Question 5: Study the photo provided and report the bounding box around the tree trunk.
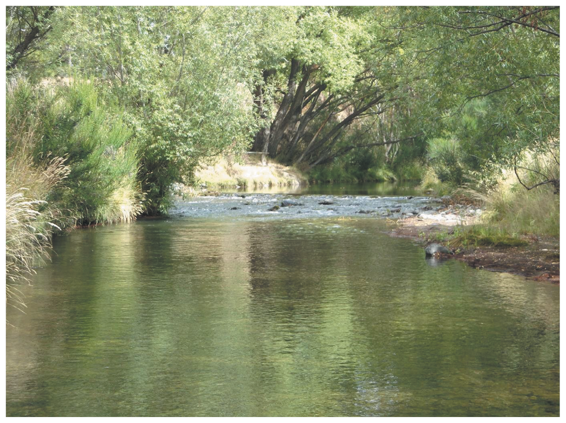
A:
[251,69,276,161]
[267,58,301,157]
[7,6,55,70]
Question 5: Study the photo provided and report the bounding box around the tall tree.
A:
[249,7,417,168]
[38,6,262,213]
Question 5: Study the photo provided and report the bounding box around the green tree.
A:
[6,6,56,71]
[395,6,559,188]
[28,6,261,213]
[249,7,420,168]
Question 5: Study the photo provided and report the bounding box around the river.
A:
[6,184,559,416]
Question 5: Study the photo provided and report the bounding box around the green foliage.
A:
[6,6,56,72]
[394,160,426,181]
[6,78,141,224]
[6,6,559,215]
[308,147,397,184]
[426,137,466,185]
[308,163,353,184]
[36,6,261,213]
[396,6,559,172]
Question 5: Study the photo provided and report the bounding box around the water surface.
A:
[6,190,559,417]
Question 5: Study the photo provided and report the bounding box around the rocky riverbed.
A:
[169,192,558,283]
[170,192,478,222]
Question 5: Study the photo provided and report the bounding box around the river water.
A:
[6,184,559,416]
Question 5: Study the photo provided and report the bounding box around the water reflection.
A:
[6,218,559,417]
[424,256,450,268]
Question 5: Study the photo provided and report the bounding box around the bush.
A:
[393,160,426,181]
[6,77,142,225]
[427,137,467,185]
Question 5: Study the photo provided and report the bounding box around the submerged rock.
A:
[281,199,303,207]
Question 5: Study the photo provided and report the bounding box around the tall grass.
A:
[472,149,559,238]
[6,150,69,312]
[483,176,559,237]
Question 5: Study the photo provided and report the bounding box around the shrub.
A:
[393,160,426,181]
[427,137,466,185]
[308,147,397,183]
[6,77,142,225]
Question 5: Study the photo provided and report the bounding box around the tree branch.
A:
[514,165,560,194]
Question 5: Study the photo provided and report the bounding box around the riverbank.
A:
[191,154,307,192]
[387,200,560,284]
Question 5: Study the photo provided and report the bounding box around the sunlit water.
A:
[6,186,559,417]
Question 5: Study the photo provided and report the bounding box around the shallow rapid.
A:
[171,192,445,221]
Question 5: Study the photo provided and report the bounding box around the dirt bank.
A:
[192,153,306,192]
[387,211,559,284]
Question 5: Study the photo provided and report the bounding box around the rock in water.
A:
[281,199,303,207]
[425,243,453,256]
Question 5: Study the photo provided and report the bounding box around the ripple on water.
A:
[5,196,559,417]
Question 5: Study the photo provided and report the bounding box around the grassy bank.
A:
[423,157,559,251]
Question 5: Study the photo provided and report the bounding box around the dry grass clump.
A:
[6,152,69,312]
